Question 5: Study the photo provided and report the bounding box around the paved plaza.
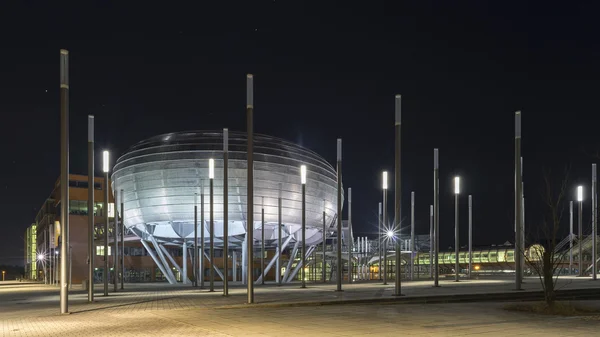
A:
[2,277,600,336]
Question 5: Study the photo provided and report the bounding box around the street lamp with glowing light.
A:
[577,185,583,202]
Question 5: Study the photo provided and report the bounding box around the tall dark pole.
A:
[454,176,460,282]
[378,202,382,281]
[194,193,198,287]
[433,149,440,287]
[515,111,523,290]
[382,171,388,285]
[468,195,473,279]
[59,49,70,314]
[429,205,433,279]
[200,181,205,288]
[593,164,597,280]
[394,94,402,295]
[103,151,109,296]
[246,74,255,303]
[209,159,215,292]
[578,186,583,277]
[87,115,94,302]
[223,129,229,294]
[348,187,352,284]
[113,181,119,292]
[336,139,343,292]
[120,190,124,290]
[322,201,326,283]
[301,165,307,288]
[277,186,282,285]
[261,197,265,285]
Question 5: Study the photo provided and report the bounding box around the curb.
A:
[215,288,600,309]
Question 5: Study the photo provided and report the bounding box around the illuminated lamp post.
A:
[103,150,110,296]
[454,176,460,282]
[301,165,307,288]
[209,158,215,292]
[382,171,388,285]
[578,185,583,277]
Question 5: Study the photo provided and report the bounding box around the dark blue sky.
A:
[1,1,599,265]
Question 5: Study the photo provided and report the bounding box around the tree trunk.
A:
[543,251,555,306]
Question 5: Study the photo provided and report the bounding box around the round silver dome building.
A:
[112,130,341,252]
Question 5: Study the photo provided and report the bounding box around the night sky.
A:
[1,1,599,266]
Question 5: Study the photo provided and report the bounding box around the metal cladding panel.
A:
[112,131,342,247]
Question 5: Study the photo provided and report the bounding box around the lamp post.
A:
[103,150,109,296]
[114,181,119,292]
[382,171,388,285]
[515,111,523,290]
[578,185,583,277]
[454,176,460,282]
[570,200,573,275]
[194,193,198,287]
[209,158,215,292]
[120,189,124,290]
[322,199,326,283]
[593,164,597,280]
[378,202,382,281]
[433,149,440,287]
[277,185,282,286]
[336,139,343,292]
[59,48,70,314]
[246,74,255,303]
[301,165,307,288]
[468,195,473,279]
[223,129,229,295]
[410,191,415,281]
[429,205,433,279]
[348,187,352,284]
[261,197,265,285]
[87,115,94,302]
[394,94,402,296]
[200,181,205,289]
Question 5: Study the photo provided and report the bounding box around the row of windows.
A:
[69,180,102,190]
[70,200,114,217]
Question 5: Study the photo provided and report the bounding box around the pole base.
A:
[335,289,344,292]
[392,293,404,297]
[432,285,441,288]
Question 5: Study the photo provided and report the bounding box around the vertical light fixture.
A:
[223,129,229,295]
[515,111,523,290]
[593,164,597,280]
[87,115,94,302]
[246,74,255,303]
[570,200,573,275]
[59,48,70,314]
[261,196,265,285]
[200,180,205,289]
[120,189,124,290]
[209,158,215,292]
[382,171,388,285]
[103,150,109,296]
[336,139,343,292]
[393,94,402,296]
[378,202,382,281]
[113,178,119,293]
[454,176,460,282]
[348,187,352,284]
[410,191,415,281]
[194,192,198,287]
[429,205,433,279]
[468,195,473,279]
[578,185,583,277]
[322,199,326,283]
[433,149,440,287]
[301,165,307,288]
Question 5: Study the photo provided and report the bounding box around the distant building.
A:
[24,224,37,280]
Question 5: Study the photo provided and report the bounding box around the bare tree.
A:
[523,168,570,306]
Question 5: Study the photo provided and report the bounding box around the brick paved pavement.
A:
[2,277,600,336]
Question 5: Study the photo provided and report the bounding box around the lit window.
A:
[96,246,112,255]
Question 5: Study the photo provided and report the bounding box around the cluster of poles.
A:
[55,49,594,315]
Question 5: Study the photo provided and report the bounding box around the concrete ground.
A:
[2,276,600,336]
